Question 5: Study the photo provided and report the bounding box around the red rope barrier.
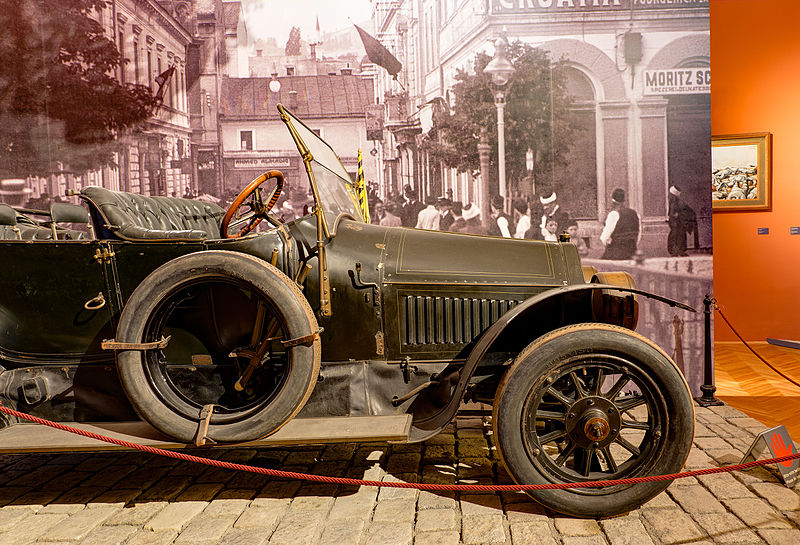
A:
[0,403,796,492]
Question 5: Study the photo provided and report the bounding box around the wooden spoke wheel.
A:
[493,323,694,518]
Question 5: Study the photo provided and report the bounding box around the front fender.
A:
[408,283,693,440]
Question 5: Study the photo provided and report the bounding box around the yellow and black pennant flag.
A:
[356,148,370,223]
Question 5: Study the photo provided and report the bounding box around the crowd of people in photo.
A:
[16,179,697,259]
[367,183,645,260]
[203,181,695,260]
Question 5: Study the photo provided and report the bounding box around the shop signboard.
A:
[170,159,192,169]
[366,104,384,141]
[491,0,707,13]
[232,157,291,170]
[643,68,711,95]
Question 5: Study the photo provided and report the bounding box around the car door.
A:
[0,239,116,364]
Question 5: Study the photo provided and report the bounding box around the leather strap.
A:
[280,328,323,348]
[101,336,171,351]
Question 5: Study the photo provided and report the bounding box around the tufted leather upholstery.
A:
[80,186,225,241]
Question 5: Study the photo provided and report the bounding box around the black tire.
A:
[116,251,321,443]
[493,323,694,518]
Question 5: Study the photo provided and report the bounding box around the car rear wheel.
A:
[493,323,694,518]
[116,251,320,443]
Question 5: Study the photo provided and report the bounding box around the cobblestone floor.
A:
[0,403,798,545]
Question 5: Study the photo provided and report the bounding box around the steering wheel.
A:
[221,170,284,239]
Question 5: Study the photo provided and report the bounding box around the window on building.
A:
[118,31,126,83]
[286,66,295,76]
[240,130,253,151]
[175,68,181,111]
[133,41,140,83]
[147,50,152,89]
[181,69,185,111]
[425,9,434,72]
[173,67,179,108]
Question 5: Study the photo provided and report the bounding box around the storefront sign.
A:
[232,157,292,169]
[170,159,191,169]
[643,68,710,95]
[491,0,707,13]
[366,104,385,141]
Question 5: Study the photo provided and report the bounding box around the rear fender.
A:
[408,283,693,440]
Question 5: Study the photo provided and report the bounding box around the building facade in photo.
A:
[114,0,193,197]
[370,0,710,254]
[167,0,249,197]
[217,74,376,200]
[369,0,711,394]
[22,0,193,201]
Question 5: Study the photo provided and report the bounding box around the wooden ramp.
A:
[0,414,412,454]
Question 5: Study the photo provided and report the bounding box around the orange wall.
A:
[711,0,800,341]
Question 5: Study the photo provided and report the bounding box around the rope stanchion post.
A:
[696,294,724,407]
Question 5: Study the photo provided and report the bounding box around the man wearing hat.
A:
[488,194,512,238]
[600,188,640,259]
[534,191,570,240]
[438,197,455,231]
[667,184,696,257]
[401,184,424,227]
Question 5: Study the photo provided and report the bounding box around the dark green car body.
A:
[0,107,696,517]
[0,105,663,439]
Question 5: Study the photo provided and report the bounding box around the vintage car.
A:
[0,105,695,518]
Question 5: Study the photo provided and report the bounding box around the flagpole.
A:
[392,75,406,92]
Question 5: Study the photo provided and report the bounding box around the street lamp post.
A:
[483,36,515,214]
[478,130,491,230]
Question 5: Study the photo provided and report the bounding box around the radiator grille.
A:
[401,296,521,346]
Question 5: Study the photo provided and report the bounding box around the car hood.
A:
[381,226,574,287]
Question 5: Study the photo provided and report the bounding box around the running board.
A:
[0,414,412,454]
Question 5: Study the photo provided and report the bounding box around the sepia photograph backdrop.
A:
[0,0,711,392]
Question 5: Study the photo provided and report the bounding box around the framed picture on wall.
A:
[711,132,772,211]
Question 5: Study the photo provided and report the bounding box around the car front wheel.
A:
[493,323,694,518]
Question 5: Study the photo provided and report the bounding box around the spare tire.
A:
[115,251,321,443]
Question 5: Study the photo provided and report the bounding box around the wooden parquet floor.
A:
[714,342,800,438]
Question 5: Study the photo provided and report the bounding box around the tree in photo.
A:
[285,26,303,56]
[0,0,160,179]
[422,42,576,199]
